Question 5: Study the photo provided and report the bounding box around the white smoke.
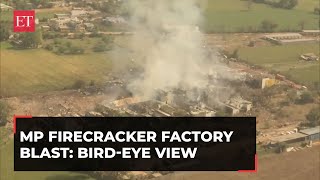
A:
[123,0,234,100]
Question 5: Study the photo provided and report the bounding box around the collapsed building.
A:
[97,81,251,117]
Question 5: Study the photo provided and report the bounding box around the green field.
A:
[202,0,319,32]
[0,139,94,180]
[0,41,114,97]
[0,11,67,22]
[238,43,320,85]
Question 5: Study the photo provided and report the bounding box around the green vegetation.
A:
[202,0,319,32]
[305,107,320,127]
[11,30,43,49]
[0,10,67,22]
[0,101,9,126]
[0,41,114,97]
[238,43,320,86]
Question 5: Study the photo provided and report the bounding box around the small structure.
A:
[263,33,316,45]
[84,23,95,32]
[269,133,307,145]
[41,25,50,32]
[262,78,279,89]
[300,53,319,61]
[300,126,320,142]
[54,13,70,19]
[226,97,252,113]
[190,108,216,117]
[103,16,127,25]
[71,9,88,18]
[301,30,320,36]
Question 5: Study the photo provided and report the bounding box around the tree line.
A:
[253,0,298,9]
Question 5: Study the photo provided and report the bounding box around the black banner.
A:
[14,117,256,171]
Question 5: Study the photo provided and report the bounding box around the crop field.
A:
[238,43,320,85]
[202,0,319,32]
[0,42,114,97]
[0,7,70,22]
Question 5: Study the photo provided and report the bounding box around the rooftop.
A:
[302,30,320,33]
[270,133,307,143]
[300,126,320,135]
[264,33,302,38]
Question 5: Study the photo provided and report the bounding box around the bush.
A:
[93,41,107,52]
[0,101,9,126]
[72,80,86,89]
[297,91,314,104]
[101,35,114,44]
[314,7,320,15]
[44,44,53,51]
[230,49,239,59]
[306,108,320,127]
[276,0,298,9]
[69,46,84,54]
[89,80,95,86]
[260,20,278,32]
[248,41,255,47]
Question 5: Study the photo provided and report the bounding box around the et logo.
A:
[13,10,35,32]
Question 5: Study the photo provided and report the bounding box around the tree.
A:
[277,0,298,9]
[0,25,10,41]
[298,20,306,30]
[260,20,278,32]
[0,101,9,126]
[13,30,43,49]
[297,91,314,104]
[306,108,320,127]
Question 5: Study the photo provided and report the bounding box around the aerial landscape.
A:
[0,0,319,179]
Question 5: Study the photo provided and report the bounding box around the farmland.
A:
[202,0,319,32]
[238,43,320,86]
[0,41,114,97]
[0,7,70,22]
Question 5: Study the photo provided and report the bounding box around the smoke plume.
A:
[122,0,233,100]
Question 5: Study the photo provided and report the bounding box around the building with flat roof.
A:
[300,126,320,141]
[269,133,307,144]
[301,30,320,36]
[263,33,316,45]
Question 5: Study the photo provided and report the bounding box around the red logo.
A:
[13,10,35,32]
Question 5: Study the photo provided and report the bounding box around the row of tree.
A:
[253,0,298,9]
[10,30,43,49]
[12,0,53,10]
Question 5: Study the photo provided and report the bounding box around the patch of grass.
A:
[238,43,320,85]
[202,0,319,32]
[0,48,113,97]
[0,10,67,22]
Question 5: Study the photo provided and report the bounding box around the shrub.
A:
[44,44,53,51]
[0,101,9,126]
[93,41,107,52]
[72,80,86,89]
[306,108,320,127]
[296,91,314,104]
[314,7,320,15]
[89,80,95,86]
[260,20,278,32]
